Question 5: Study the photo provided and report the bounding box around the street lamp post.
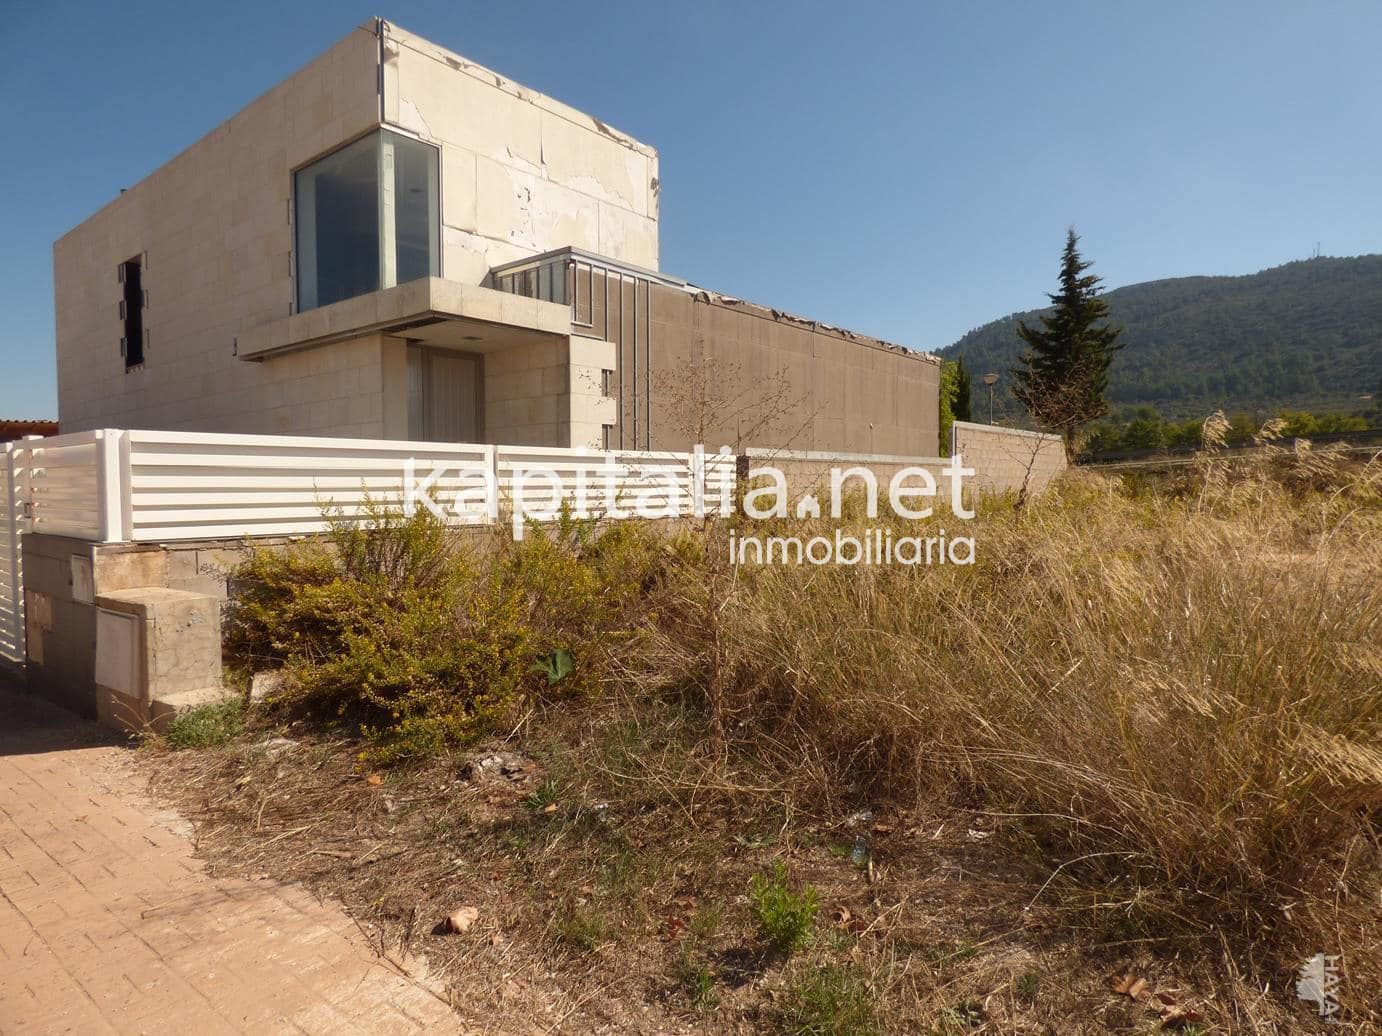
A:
[982,372,999,424]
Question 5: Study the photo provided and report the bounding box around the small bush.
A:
[297,579,532,765]
[780,963,878,1036]
[223,499,668,764]
[554,901,611,952]
[524,777,561,811]
[326,493,454,594]
[164,697,243,749]
[222,545,340,672]
[1015,971,1039,1002]
[749,862,818,954]
[673,948,719,1010]
[493,518,663,699]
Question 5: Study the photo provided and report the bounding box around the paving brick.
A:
[0,682,462,1034]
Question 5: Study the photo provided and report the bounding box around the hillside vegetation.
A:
[941,254,1382,419]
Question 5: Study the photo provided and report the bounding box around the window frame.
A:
[118,255,146,369]
[292,128,441,314]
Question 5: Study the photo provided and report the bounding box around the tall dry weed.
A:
[639,443,1382,994]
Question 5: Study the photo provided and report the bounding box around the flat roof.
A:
[491,247,940,365]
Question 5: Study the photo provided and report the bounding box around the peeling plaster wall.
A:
[54,25,384,436]
[381,22,660,285]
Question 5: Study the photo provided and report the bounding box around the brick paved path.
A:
[0,681,462,1035]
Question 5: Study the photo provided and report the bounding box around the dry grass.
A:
[640,441,1380,1016]
[145,440,1381,1032]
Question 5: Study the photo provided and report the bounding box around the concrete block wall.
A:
[482,336,616,448]
[567,337,619,449]
[55,20,659,442]
[483,339,569,446]
[747,453,951,511]
[255,334,407,438]
[950,421,1067,496]
[55,24,383,437]
[646,282,940,456]
[21,535,228,728]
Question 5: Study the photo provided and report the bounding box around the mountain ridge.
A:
[939,254,1382,419]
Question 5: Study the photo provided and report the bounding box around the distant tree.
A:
[938,360,960,455]
[1226,413,1257,444]
[1277,410,1321,438]
[1167,418,1204,450]
[953,357,973,422]
[1121,405,1168,449]
[1012,229,1124,456]
[1280,410,1367,436]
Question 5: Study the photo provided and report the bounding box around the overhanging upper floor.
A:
[233,277,574,361]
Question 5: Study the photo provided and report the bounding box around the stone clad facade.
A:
[55,19,938,454]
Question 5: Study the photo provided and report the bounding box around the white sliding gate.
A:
[1,442,28,665]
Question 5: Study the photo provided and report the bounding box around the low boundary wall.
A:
[950,421,1066,496]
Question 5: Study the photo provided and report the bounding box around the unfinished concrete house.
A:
[54,18,939,455]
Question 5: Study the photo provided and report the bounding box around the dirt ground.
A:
[138,704,1342,1035]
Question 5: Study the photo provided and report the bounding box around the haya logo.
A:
[1295,953,1342,1021]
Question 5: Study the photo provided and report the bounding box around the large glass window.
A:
[295,130,439,312]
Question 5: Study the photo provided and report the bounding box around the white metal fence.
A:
[1,442,28,665]
[23,431,110,540]
[10,429,737,546]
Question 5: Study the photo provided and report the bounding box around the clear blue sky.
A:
[2,0,1379,419]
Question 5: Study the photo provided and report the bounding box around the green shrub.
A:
[1015,971,1039,1001]
[325,493,456,594]
[224,501,519,762]
[494,518,663,699]
[222,497,669,765]
[780,963,878,1035]
[524,777,561,811]
[222,545,340,672]
[749,862,818,954]
[164,697,243,749]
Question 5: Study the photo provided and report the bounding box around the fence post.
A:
[18,435,39,527]
[118,431,134,540]
[485,444,500,523]
[95,430,130,543]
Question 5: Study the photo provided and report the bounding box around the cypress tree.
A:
[1012,229,1123,455]
[954,357,973,422]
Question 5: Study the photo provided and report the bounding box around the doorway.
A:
[407,345,483,442]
